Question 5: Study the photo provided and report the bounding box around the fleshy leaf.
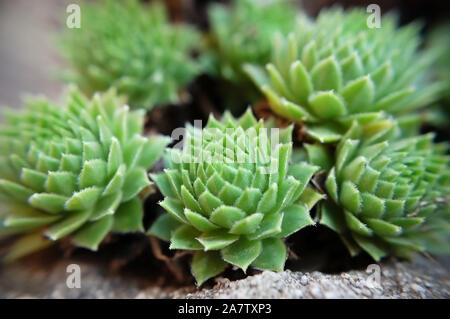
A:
[251,238,286,272]
[221,238,262,272]
[192,251,227,286]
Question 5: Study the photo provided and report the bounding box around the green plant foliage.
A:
[423,23,450,127]
[318,120,450,261]
[207,0,299,86]
[245,8,442,143]
[0,87,170,262]
[428,23,450,102]
[149,109,322,285]
[59,0,201,110]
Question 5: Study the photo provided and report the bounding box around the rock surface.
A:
[186,256,450,299]
[0,254,448,299]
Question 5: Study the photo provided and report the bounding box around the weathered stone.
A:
[0,255,448,299]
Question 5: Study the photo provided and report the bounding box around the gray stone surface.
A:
[0,254,448,299]
[186,255,450,299]
[186,256,450,299]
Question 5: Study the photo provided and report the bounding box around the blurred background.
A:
[0,0,449,108]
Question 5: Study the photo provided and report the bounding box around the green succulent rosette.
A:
[319,120,450,260]
[245,8,442,143]
[207,0,299,87]
[0,87,170,261]
[59,0,201,110]
[149,109,322,285]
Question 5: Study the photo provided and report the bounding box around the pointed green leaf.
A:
[256,183,278,214]
[278,204,314,238]
[59,154,82,173]
[352,234,388,262]
[45,171,77,197]
[65,187,102,211]
[150,172,176,198]
[107,137,123,177]
[185,208,220,232]
[306,124,343,143]
[365,218,402,237]
[221,238,262,272]
[122,167,150,201]
[344,211,373,236]
[289,60,313,105]
[148,213,181,241]
[196,230,239,251]
[191,251,227,286]
[311,56,342,91]
[340,181,361,214]
[341,76,375,113]
[180,185,203,214]
[45,209,92,240]
[251,238,286,272]
[159,197,188,224]
[138,135,170,169]
[304,144,333,171]
[0,179,33,203]
[90,192,122,221]
[79,159,107,189]
[198,191,223,217]
[218,183,242,206]
[360,193,384,218]
[210,206,246,229]
[29,193,68,214]
[308,91,346,119]
[170,225,203,250]
[3,210,60,229]
[229,213,263,235]
[248,213,283,240]
[103,164,126,196]
[72,215,113,250]
[20,168,46,193]
[319,201,347,234]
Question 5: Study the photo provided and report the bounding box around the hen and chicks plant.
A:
[245,8,442,142]
[149,110,322,284]
[319,121,450,260]
[207,0,299,88]
[60,0,201,110]
[0,87,169,261]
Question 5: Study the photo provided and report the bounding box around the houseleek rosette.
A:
[0,87,169,261]
[60,0,201,110]
[149,109,322,285]
[319,120,450,260]
[245,8,442,143]
[207,0,299,86]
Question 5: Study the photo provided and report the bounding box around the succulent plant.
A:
[0,87,170,261]
[318,120,450,260]
[59,0,201,110]
[207,0,299,87]
[149,109,322,285]
[423,23,450,128]
[245,8,442,143]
